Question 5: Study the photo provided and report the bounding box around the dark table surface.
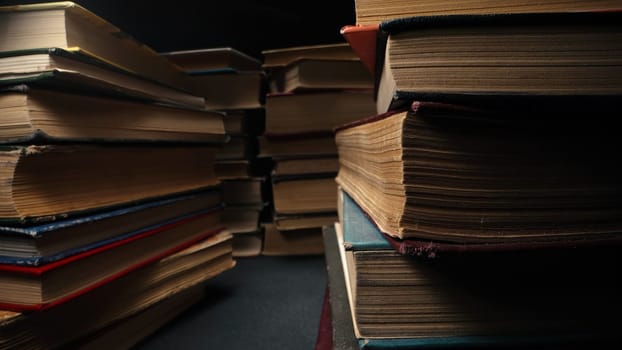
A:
[136,255,327,350]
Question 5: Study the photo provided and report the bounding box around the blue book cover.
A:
[340,189,391,251]
[0,188,222,265]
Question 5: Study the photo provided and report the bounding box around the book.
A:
[161,47,262,74]
[222,178,267,205]
[0,189,221,260]
[375,12,622,113]
[163,47,265,110]
[262,43,360,69]
[353,0,622,26]
[0,1,187,90]
[320,225,364,350]
[265,91,375,135]
[181,70,265,111]
[0,145,218,221]
[262,224,324,256]
[0,231,234,349]
[222,108,265,136]
[335,101,622,245]
[336,191,622,347]
[273,157,339,177]
[275,213,338,231]
[0,48,204,109]
[223,206,264,234]
[72,284,206,350]
[268,59,373,94]
[214,158,272,180]
[0,85,225,144]
[0,209,223,311]
[259,135,337,158]
[215,136,258,161]
[272,175,338,215]
[231,229,264,258]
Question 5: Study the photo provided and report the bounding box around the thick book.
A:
[261,223,324,256]
[272,173,338,215]
[162,47,264,110]
[353,0,622,25]
[259,135,337,158]
[336,198,622,347]
[274,212,338,231]
[181,70,265,111]
[0,85,225,144]
[72,284,207,350]
[375,11,622,113]
[0,48,204,109]
[0,145,218,222]
[0,231,234,349]
[0,209,224,311]
[265,91,376,135]
[161,47,262,74]
[268,59,373,94]
[0,189,221,260]
[273,156,339,177]
[0,1,187,90]
[335,101,622,246]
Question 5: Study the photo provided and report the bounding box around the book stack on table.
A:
[0,2,236,348]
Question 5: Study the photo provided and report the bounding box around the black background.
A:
[2,0,356,59]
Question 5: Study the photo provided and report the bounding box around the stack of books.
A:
[0,2,235,348]
[260,43,376,255]
[322,1,622,348]
[162,47,270,257]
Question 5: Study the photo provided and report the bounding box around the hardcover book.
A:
[161,47,262,74]
[336,193,622,347]
[0,189,221,260]
[0,231,235,348]
[0,48,204,109]
[335,101,622,246]
[163,47,265,110]
[0,145,219,221]
[375,12,622,113]
[265,91,375,135]
[0,1,187,90]
[268,59,373,94]
[261,223,324,256]
[0,209,224,311]
[353,0,622,26]
[0,85,225,144]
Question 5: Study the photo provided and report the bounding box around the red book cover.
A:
[340,24,379,75]
[0,211,224,311]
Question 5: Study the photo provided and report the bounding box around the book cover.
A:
[0,200,223,266]
[0,231,234,349]
[161,47,262,73]
[340,24,379,75]
[336,100,622,248]
[321,225,359,350]
[0,145,219,223]
[0,84,226,145]
[374,11,622,113]
[0,48,205,109]
[0,209,225,311]
[0,1,188,90]
[333,215,621,348]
